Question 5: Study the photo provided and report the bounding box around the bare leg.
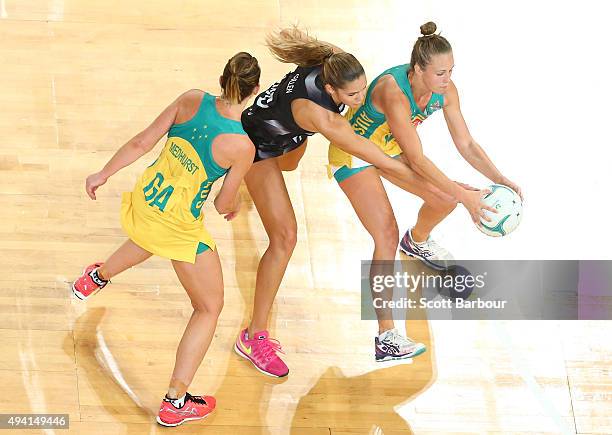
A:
[338,167,399,334]
[167,248,224,398]
[275,141,307,172]
[98,239,153,280]
[379,166,457,242]
[243,144,306,337]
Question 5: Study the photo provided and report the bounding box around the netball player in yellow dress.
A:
[71,52,260,427]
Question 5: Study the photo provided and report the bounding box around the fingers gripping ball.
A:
[478,184,522,237]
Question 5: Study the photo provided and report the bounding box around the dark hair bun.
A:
[420,21,437,36]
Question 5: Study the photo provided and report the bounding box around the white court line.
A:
[95,328,147,410]
[17,293,56,435]
[493,322,574,435]
[0,0,7,19]
[19,352,56,435]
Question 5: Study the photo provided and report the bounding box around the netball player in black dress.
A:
[233,28,423,377]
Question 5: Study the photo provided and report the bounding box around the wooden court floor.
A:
[1,1,610,434]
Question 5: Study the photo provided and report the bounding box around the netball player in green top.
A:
[234,26,494,376]
[329,22,523,359]
[71,52,261,427]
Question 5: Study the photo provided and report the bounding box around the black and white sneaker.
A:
[375,329,426,362]
[399,228,455,270]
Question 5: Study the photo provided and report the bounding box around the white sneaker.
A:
[399,228,455,270]
[375,328,427,362]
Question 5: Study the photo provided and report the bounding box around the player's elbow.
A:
[213,197,232,215]
[132,134,155,153]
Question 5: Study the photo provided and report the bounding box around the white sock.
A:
[378,328,395,340]
[167,394,186,408]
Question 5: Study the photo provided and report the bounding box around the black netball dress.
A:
[241,65,344,161]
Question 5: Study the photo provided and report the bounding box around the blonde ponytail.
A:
[266,26,365,89]
[223,73,241,105]
[266,26,333,67]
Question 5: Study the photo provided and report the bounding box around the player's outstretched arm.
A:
[378,83,493,224]
[443,82,523,199]
[85,92,186,200]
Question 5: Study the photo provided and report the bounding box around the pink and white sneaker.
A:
[234,328,289,377]
[156,392,215,427]
[71,262,108,300]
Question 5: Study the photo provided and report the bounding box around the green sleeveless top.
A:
[163,92,247,218]
[120,92,247,263]
[328,64,445,170]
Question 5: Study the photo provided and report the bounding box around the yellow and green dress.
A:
[121,93,246,263]
[328,63,444,183]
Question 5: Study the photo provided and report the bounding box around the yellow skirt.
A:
[120,191,216,264]
[327,111,402,178]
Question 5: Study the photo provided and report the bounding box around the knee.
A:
[373,219,399,254]
[192,293,224,318]
[427,186,458,213]
[269,224,298,254]
[432,196,458,213]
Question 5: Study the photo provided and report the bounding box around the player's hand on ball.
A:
[477,184,523,236]
[462,188,498,225]
[85,172,108,200]
[497,176,523,200]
